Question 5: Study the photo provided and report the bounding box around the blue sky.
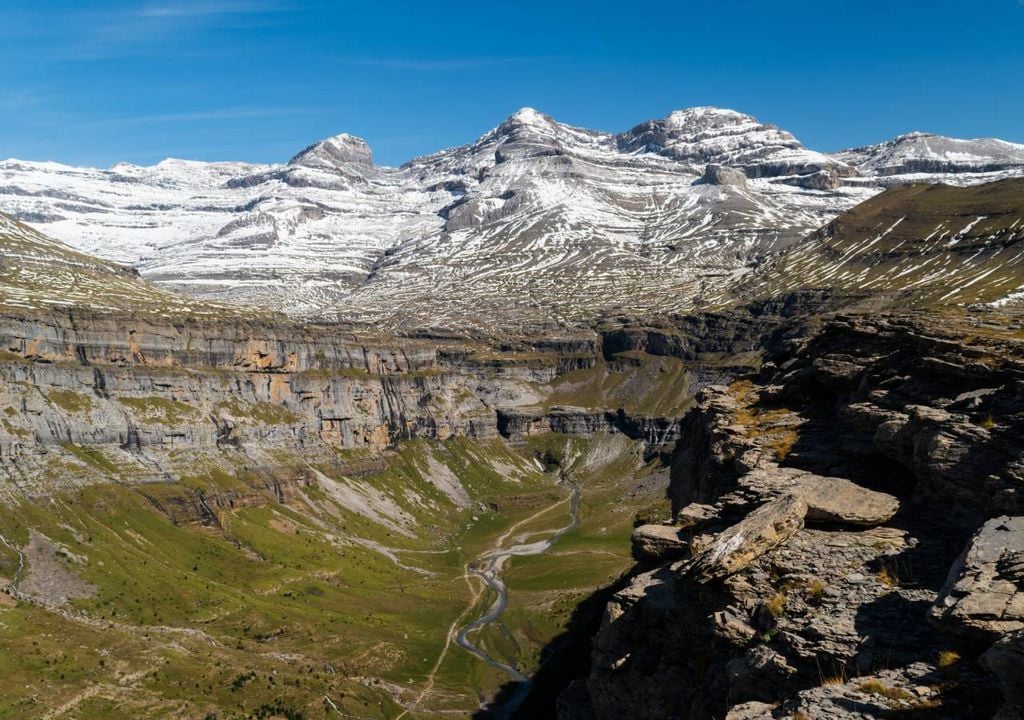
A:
[1,0,1022,167]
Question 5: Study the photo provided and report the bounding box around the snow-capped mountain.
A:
[618,107,849,180]
[835,132,1024,177]
[1,108,1022,333]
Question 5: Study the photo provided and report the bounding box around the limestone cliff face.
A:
[562,309,1024,720]
[0,311,437,372]
[497,407,681,456]
[0,309,691,507]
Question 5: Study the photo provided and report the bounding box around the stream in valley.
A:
[455,482,582,719]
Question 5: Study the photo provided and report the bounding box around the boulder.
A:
[687,494,807,582]
[677,502,720,528]
[632,524,689,562]
[931,515,1024,638]
[798,475,900,526]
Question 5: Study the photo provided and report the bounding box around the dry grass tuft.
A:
[764,592,788,617]
[937,649,961,668]
[858,679,914,703]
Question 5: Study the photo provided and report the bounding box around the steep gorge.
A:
[0,293,701,718]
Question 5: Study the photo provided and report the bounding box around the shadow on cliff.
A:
[472,572,635,720]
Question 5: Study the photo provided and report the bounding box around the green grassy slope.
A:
[0,433,664,719]
[0,212,258,319]
[728,179,1024,306]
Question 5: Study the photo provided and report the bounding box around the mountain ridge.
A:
[2,106,1023,334]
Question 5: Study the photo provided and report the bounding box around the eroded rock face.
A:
[932,516,1024,639]
[562,310,1024,720]
[0,309,688,508]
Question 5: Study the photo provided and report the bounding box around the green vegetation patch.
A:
[47,389,94,413]
[1,418,29,438]
[545,351,692,416]
[118,396,196,425]
[61,443,120,474]
[0,431,670,716]
[217,400,299,425]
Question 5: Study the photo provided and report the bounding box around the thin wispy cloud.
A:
[58,1,291,59]
[81,106,318,128]
[344,56,543,71]
[135,1,284,19]
[0,90,51,112]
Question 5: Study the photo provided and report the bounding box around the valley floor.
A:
[0,434,667,720]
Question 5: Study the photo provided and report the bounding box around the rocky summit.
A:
[0,107,1023,720]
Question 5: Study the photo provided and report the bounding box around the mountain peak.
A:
[835,131,1024,175]
[664,106,754,127]
[474,107,566,149]
[288,133,374,170]
[616,106,823,173]
[891,131,935,142]
[492,107,559,135]
[507,107,549,126]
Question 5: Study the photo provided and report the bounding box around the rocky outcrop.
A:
[931,516,1024,639]
[774,168,844,191]
[699,164,748,188]
[733,663,959,719]
[729,468,901,526]
[561,310,1024,720]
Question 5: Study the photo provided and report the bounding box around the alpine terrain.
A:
[3,107,1023,332]
[0,107,1023,720]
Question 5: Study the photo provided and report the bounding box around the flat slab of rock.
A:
[632,524,689,562]
[931,515,1024,638]
[677,502,719,529]
[686,494,807,582]
[798,474,900,526]
[725,466,899,526]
